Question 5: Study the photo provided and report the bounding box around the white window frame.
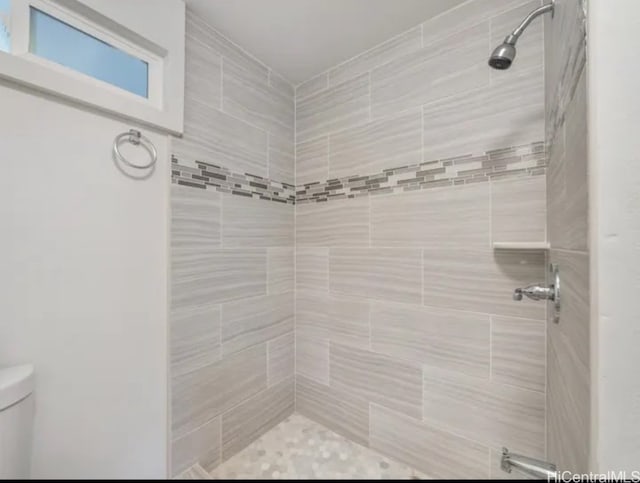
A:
[0,0,184,134]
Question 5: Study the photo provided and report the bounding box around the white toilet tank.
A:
[0,364,34,479]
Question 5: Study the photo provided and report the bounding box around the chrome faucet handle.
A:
[513,284,555,301]
[513,264,561,323]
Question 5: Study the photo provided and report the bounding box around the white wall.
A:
[0,81,169,478]
[588,0,640,472]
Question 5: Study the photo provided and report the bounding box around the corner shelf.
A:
[492,241,550,250]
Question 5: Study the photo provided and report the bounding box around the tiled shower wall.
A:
[169,9,295,475]
[544,0,589,473]
[294,0,549,479]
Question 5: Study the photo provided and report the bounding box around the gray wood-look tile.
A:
[295,375,370,447]
[296,289,331,340]
[296,72,329,100]
[296,289,370,349]
[172,344,267,438]
[185,33,221,111]
[547,249,589,472]
[549,249,589,376]
[492,315,546,393]
[561,71,588,251]
[171,185,221,252]
[296,74,370,142]
[330,248,422,304]
[547,115,566,249]
[329,109,422,179]
[223,58,294,143]
[423,369,545,457]
[328,25,422,87]
[295,333,329,384]
[267,332,294,386]
[548,331,589,472]
[371,302,490,378]
[422,65,544,162]
[222,377,294,460]
[491,176,546,244]
[422,247,546,320]
[175,98,268,177]
[421,0,528,48]
[545,0,585,137]
[186,8,268,83]
[330,342,422,419]
[269,70,295,99]
[326,293,370,349]
[295,135,329,186]
[371,22,490,119]
[171,304,221,378]
[268,133,295,185]
[371,183,490,248]
[221,292,294,356]
[222,194,293,247]
[490,1,543,82]
[296,248,329,291]
[267,247,294,295]
[370,404,490,479]
[172,416,221,475]
[172,248,266,309]
[296,197,369,247]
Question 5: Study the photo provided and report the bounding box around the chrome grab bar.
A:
[501,447,557,479]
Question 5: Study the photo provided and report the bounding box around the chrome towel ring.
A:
[113,129,157,169]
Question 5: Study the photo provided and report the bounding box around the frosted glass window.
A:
[0,0,10,53]
[29,7,148,97]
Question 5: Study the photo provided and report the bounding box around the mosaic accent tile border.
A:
[171,141,545,205]
[171,155,296,205]
[296,141,546,204]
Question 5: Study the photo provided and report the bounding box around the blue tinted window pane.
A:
[29,7,148,98]
[0,0,10,53]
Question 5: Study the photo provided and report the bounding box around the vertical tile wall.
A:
[544,0,589,473]
[169,9,295,475]
[294,0,548,479]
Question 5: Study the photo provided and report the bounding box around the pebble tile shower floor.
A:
[187,414,427,479]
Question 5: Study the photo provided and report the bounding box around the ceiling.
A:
[185,0,465,85]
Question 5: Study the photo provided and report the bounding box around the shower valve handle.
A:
[513,284,555,302]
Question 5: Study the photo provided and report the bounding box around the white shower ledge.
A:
[493,241,550,250]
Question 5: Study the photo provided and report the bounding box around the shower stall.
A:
[169,0,588,479]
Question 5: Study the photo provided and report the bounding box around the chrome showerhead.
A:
[488,42,516,70]
[488,2,554,70]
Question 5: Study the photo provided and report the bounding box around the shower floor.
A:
[205,413,427,479]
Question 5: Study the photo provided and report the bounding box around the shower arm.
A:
[504,2,554,45]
